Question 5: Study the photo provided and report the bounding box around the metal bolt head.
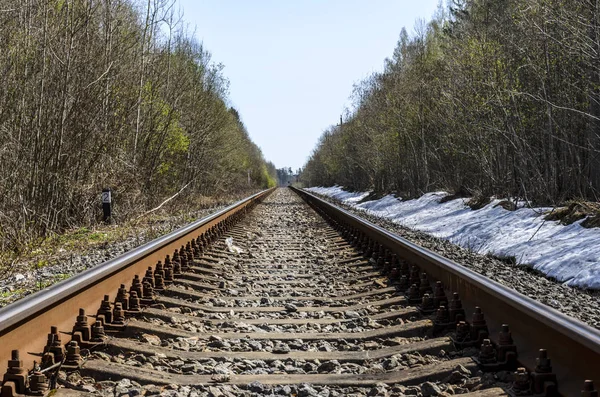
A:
[499,324,513,345]
[67,341,80,354]
[514,367,530,384]
[535,349,552,373]
[582,380,598,397]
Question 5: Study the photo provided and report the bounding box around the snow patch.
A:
[306,186,370,204]
[306,186,600,289]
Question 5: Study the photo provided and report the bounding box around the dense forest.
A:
[0,0,276,249]
[302,0,600,205]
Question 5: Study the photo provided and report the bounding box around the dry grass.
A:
[466,194,492,210]
[545,201,600,227]
[0,192,250,275]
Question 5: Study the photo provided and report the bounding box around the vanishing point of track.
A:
[0,188,599,397]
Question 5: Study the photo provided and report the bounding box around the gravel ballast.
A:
[60,188,506,396]
[0,205,233,307]
[308,190,600,330]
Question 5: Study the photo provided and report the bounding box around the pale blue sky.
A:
[176,0,440,170]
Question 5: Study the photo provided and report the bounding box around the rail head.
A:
[0,188,273,334]
[293,186,600,393]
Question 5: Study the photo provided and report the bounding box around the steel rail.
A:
[0,188,274,374]
[292,186,600,395]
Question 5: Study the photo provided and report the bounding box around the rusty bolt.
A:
[513,367,531,393]
[449,293,466,323]
[173,261,182,275]
[180,252,188,270]
[112,302,125,325]
[420,293,434,311]
[72,308,91,342]
[154,261,165,282]
[535,349,552,373]
[115,284,129,311]
[419,273,431,295]
[582,380,598,397]
[154,273,165,290]
[407,284,420,301]
[76,308,88,326]
[97,295,113,324]
[29,370,49,395]
[64,341,81,366]
[45,326,60,350]
[143,281,154,299]
[143,268,155,288]
[472,307,485,325]
[130,275,143,298]
[433,281,447,308]
[449,293,463,310]
[479,339,497,364]
[91,321,107,342]
[43,326,64,364]
[7,350,23,374]
[499,324,513,345]
[435,305,450,324]
[470,307,489,342]
[455,321,471,342]
[164,266,174,284]
[50,326,61,345]
[3,350,28,394]
[397,275,409,290]
[192,243,201,258]
[129,291,141,312]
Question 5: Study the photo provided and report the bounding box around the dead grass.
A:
[356,191,389,204]
[440,186,473,203]
[0,192,248,275]
[494,200,517,211]
[466,195,492,210]
[544,201,600,227]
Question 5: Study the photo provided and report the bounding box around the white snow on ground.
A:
[307,186,371,204]
[306,186,600,289]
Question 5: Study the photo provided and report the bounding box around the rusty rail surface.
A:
[0,188,274,377]
[292,186,600,396]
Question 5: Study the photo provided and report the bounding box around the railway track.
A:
[0,188,598,396]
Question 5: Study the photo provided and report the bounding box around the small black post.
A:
[102,188,112,223]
